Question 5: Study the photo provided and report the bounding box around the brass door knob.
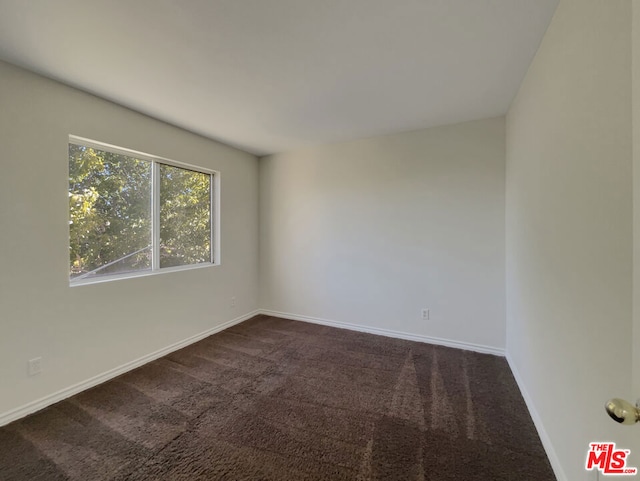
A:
[605,398,640,425]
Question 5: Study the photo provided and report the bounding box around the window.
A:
[68,136,217,285]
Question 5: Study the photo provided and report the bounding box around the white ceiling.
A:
[0,0,558,156]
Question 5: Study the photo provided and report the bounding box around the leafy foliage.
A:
[68,143,212,280]
[69,144,152,278]
[160,164,211,268]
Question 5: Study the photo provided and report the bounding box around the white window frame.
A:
[68,135,221,286]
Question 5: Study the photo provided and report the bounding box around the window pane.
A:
[69,144,152,281]
[159,164,211,268]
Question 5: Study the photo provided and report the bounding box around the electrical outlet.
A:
[28,357,42,376]
[231,296,236,308]
[421,308,429,320]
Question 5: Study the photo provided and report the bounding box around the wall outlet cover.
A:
[28,357,42,376]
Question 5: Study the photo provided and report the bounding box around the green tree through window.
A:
[68,139,213,284]
[160,164,211,268]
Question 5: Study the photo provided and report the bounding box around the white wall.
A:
[633,0,640,417]
[0,60,260,419]
[506,0,635,479]
[632,0,640,463]
[260,118,506,351]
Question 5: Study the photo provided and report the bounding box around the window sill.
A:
[69,262,219,287]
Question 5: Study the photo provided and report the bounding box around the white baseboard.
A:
[506,352,567,481]
[267,309,564,479]
[0,310,260,427]
[2,307,562,480]
[259,309,505,356]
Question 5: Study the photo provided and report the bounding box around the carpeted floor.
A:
[0,315,555,480]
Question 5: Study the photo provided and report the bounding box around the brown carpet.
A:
[0,315,555,480]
